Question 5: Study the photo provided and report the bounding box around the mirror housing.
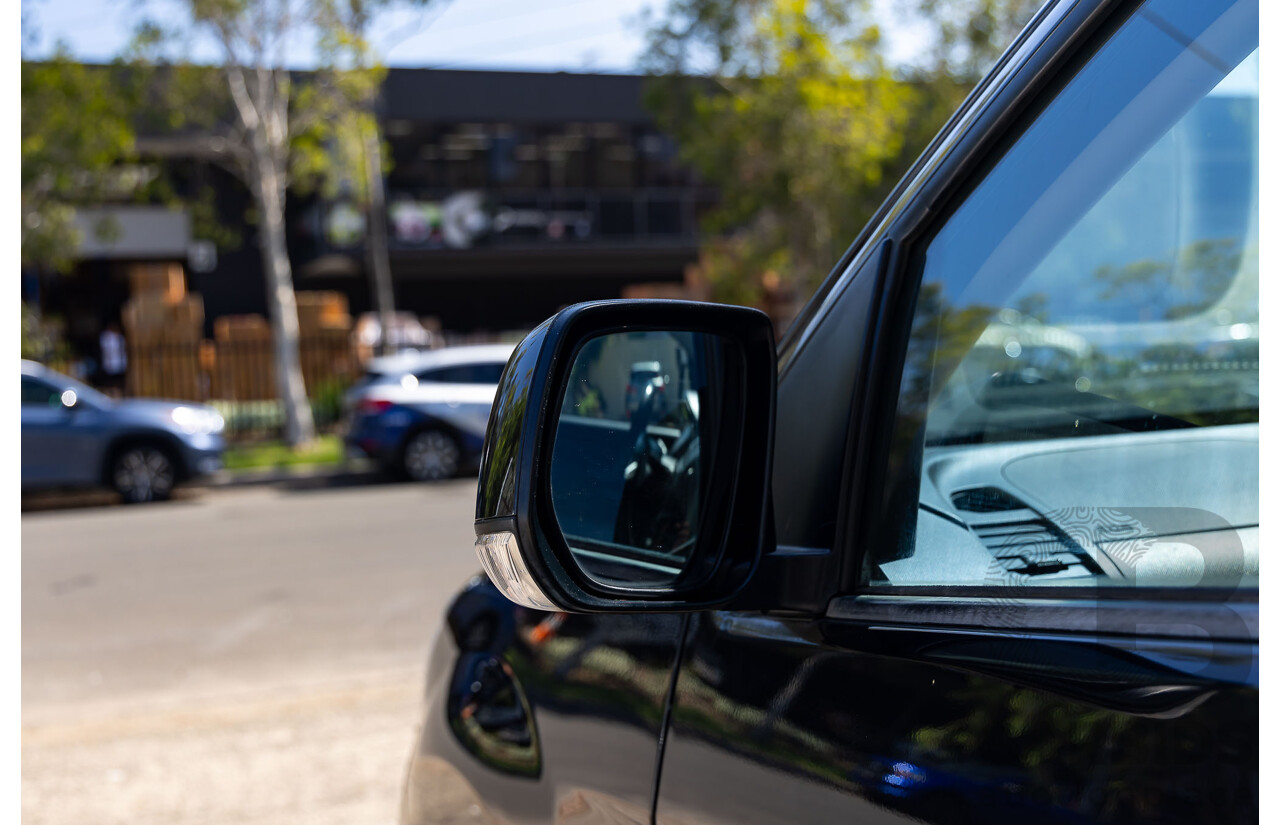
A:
[474,300,776,612]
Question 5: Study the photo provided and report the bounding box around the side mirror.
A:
[474,300,776,612]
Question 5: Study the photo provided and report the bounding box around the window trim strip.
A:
[826,593,1258,642]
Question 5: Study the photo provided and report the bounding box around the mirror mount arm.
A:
[738,549,839,616]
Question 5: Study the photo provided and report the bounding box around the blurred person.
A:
[98,322,127,397]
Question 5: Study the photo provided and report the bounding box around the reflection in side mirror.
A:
[473,299,776,613]
[550,331,724,589]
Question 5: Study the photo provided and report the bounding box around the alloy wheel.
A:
[113,446,175,503]
[403,430,461,481]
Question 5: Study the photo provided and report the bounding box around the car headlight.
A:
[171,406,225,436]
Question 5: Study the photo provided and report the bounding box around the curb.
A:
[197,459,382,490]
[22,462,387,513]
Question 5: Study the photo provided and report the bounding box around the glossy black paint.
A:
[402,0,1259,823]
[403,575,685,824]
[657,613,1256,825]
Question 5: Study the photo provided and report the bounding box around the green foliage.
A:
[645,1,916,314]
[909,0,1043,82]
[21,46,245,267]
[1093,238,1246,321]
[308,376,350,427]
[121,2,414,208]
[21,303,70,362]
[642,0,1039,328]
[21,54,139,270]
[223,434,345,470]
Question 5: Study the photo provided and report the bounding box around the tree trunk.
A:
[363,123,397,356]
[253,151,316,447]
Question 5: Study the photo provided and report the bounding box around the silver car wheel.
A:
[403,430,460,482]
[113,446,175,503]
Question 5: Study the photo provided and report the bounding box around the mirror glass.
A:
[549,330,729,588]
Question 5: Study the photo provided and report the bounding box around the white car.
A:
[342,344,516,481]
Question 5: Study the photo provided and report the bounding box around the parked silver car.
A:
[21,360,226,502]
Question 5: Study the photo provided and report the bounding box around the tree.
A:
[313,1,440,357]
[127,1,395,446]
[905,0,1043,84]
[21,53,140,272]
[192,1,320,445]
[641,0,1040,331]
[643,0,918,328]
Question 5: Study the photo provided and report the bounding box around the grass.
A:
[223,434,346,472]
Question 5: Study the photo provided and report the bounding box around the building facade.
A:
[29,67,715,362]
[295,68,714,335]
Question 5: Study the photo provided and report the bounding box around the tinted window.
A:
[869,0,1257,591]
[22,377,61,407]
[417,362,507,385]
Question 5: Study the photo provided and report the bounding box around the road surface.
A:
[22,479,487,825]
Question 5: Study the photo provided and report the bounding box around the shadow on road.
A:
[275,470,394,492]
[274,469,479,495]
[21,466,478,513]
[21,488,205,514]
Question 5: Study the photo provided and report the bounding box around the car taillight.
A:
[357,399,394,416]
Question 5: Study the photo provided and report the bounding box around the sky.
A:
[21,0,931,73]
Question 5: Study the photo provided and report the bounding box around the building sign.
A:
[389,200,443,245]
[491,205,591,241]
[315,187,702,258]
[384,191,593,250]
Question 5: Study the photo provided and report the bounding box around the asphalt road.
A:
[22,479,487,825]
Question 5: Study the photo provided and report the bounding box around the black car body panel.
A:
[401,0,1259,821]
[658,612,1256,825]
[403,576,685,824]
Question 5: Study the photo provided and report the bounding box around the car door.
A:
[656,1,1258,823]
[403,582,687,825]
[21,375,99,487]
[413,362,508,446]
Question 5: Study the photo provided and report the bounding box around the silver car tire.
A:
[112,445,176,503]
[402,430,461,482]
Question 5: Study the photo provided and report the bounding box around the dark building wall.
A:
[380,69,652,124]
[298,268,682,334]
[151,69,709,337]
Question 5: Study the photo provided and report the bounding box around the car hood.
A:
[110,398,210,425]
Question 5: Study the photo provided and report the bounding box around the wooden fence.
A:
[123,335,359,438]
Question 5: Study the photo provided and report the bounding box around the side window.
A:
[472,363,507,385]
[870,0,1257,591]
[417,362,507,384]
[416,366,451,383]
[22,377,60,407]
